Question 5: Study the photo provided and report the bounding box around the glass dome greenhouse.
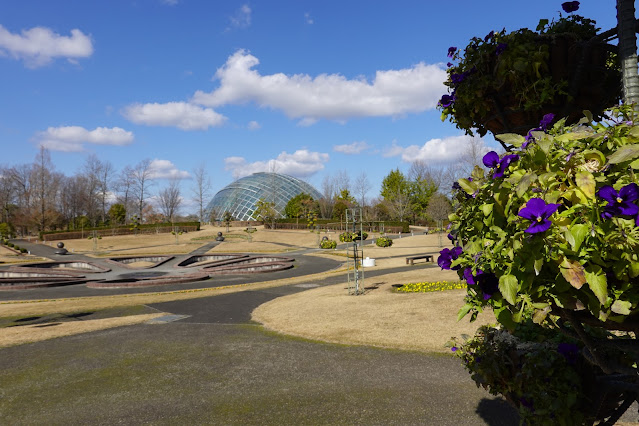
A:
[206,172,322,221]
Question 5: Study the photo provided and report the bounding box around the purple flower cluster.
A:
[524,113,555,148]
[438,246,462,270]
[518,198,561,234]
[447,46,457,58]
[561,1,580,13]
[598,183,639,225]
[463,268,499,300]
[483,151,520,179]
[439,94,456,108]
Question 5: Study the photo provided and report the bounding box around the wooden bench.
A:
[405,255,433,265]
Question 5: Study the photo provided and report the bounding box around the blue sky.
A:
[0,1,620,214]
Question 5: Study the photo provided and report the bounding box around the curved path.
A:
[0,238,344,300]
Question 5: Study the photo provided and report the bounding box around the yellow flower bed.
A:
[396,281,466,293]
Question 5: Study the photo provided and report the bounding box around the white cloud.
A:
[229,5,252,29]
[247,120,261,130]
[224,149,329,179]
[333,141,370,155]
[0,25,93,68]
[35,126,134,152]
[304,13,314,24]
[384,135,489,164]
[122,102,227,131]
[148,159,190,179]
[191,49,447,124]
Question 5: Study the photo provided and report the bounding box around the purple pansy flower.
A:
[523,113,556,148]
[598,183,639,219]
[446,62,454,68]
[447,46,457,58]
[484,31,494,42]
[494,154,520,179]
[438,246,463,270]
[475,273,499,300]
[450,73,465,85]
[495,43,508,55]
[439,94,455,108]
[463,268,484,285]
[451,346,458,352]
[518,198,561,234]
[539,113,555,130]
[562,1,580,13]
[482,151,500,168]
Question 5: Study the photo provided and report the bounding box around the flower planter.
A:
[482,35,620,135]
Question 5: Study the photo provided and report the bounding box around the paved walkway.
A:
[1,281,522,425]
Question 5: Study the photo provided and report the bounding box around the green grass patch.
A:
[395,281,466,293]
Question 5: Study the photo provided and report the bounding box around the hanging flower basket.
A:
[481,35,620,135]
[439,6,622,137]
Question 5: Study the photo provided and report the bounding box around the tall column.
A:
[617,0,639,104]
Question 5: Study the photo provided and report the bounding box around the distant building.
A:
[206,172,322,221]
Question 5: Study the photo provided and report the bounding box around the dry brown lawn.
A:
[253,266,495,354]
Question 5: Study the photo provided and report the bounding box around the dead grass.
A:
[252,266,494,354]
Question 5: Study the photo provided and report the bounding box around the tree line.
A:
[0,147,213,237]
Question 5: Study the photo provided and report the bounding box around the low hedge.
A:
[40,221,200,241]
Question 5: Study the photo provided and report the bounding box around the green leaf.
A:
[608,144,639,164]
[534,258,543,276]
[629,262,639,279]
[584,264,608,305]
[536,18,549,31]
[495,133,526,148]
[611,300,632,315]
[532,306,551,324]
[631,158,639,169]
[499,274,518,305]
[458,178,475,195]
[560,258,586,289]
[570,224,589,252]
[480,204,493,216]
[537,136,552,154]
[575,171,595,199]
[629,126,639,139]
[457,303,473,321]
[516,173,537,198]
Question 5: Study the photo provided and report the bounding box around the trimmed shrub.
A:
[376,237,393,247]
[319,239,337,249]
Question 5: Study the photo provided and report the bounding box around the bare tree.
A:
[457,136,489,178]
[334,169,350,192]
[157,178,182,223]
[81,155,102,226]
[0,166,16,224]
[130,159,154,222]
[191,163,212,224]
[31,147,59,231]
[353,172,371,210]
[318,175,337,219]
[97,160,114,224]
[115,165,135,223]
[425,193,452,222]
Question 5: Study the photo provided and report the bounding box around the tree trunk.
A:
[617,0,639,104]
